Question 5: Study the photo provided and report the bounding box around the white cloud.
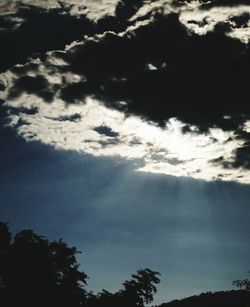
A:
[1,1,250,184]
[2,88,250,184]
[179,5,250,43]
[0,0,118,19]
[131,1,250,44]
[243,120,250,133]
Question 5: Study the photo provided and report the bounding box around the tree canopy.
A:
[0,222,88,307]
[0,222,160,307]
[86,268,161,307]
[233,272,250,291]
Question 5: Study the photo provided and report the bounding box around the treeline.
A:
[0,222,160,307]
[0,222,249,307]
[159,290,250,307]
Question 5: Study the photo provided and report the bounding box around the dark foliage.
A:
[233,272,250,291]
[0,222,88,307]
[159,290,250,307]
[0,222,250,307]
[0,222,161,307]
[86,269,160,307]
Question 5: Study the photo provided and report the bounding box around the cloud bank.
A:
[1,0,250,183]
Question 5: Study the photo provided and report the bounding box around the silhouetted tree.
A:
[0,222,88,307]
[86,268,161,307]
[0,222,161,307]
[233,272,250,291]
[86,289,120,307]
[158,290,250,307]
[120,268,161,307]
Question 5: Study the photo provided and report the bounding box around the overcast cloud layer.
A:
[1,0,250,183]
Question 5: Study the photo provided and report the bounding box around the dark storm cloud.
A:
[2,0,250,171]
[212,130,250,169]
[8,75,54,102]
[58,5,250,170]
[60,80,96,103]
[96,0,146,32]
[0,80,5,91]
[61,11,250,128]
[4,1,249,128]
[232,144,250,169]
[53,113,82,122]
[0,3,95,73]
[0,0,150,73]
[2,1,250,124]
[94,125,119,138]
[230,13,250,28]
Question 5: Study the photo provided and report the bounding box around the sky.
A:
[0,0,250,304]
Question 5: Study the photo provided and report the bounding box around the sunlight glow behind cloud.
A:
[1,0,250,184]
[3,94,250,184]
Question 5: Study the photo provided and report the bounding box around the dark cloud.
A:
[7,105,39,116]
[0,80,5,91]
[96,0,146,33]
[2,1,250,171]
[1,2,250,299]
[228,130,250,169]
[60,80,97,103]
[115,0,145,20]
[174,0,250,6]
[0,0,151,73]
[0,4,95,73]
[2,1,250,125]
[4,1,249,128]
[94,125,119,138]
[59,9,250,170]
[210,133,250,170]
[8,75,54,102]
[230,13,250,28]
[231,144,250,169]
[52,113,82,122]
[201,0,250,7]
[60,12,250,128]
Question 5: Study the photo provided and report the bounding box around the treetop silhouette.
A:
[0,222,160,307]
[0,222,88,307]
[233,272,250,291]
[2,220,248,307]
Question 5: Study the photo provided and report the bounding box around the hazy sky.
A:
[0,0,250,304]
[1,124,250,303]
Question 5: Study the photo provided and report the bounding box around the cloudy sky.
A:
[0,0,250,304]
